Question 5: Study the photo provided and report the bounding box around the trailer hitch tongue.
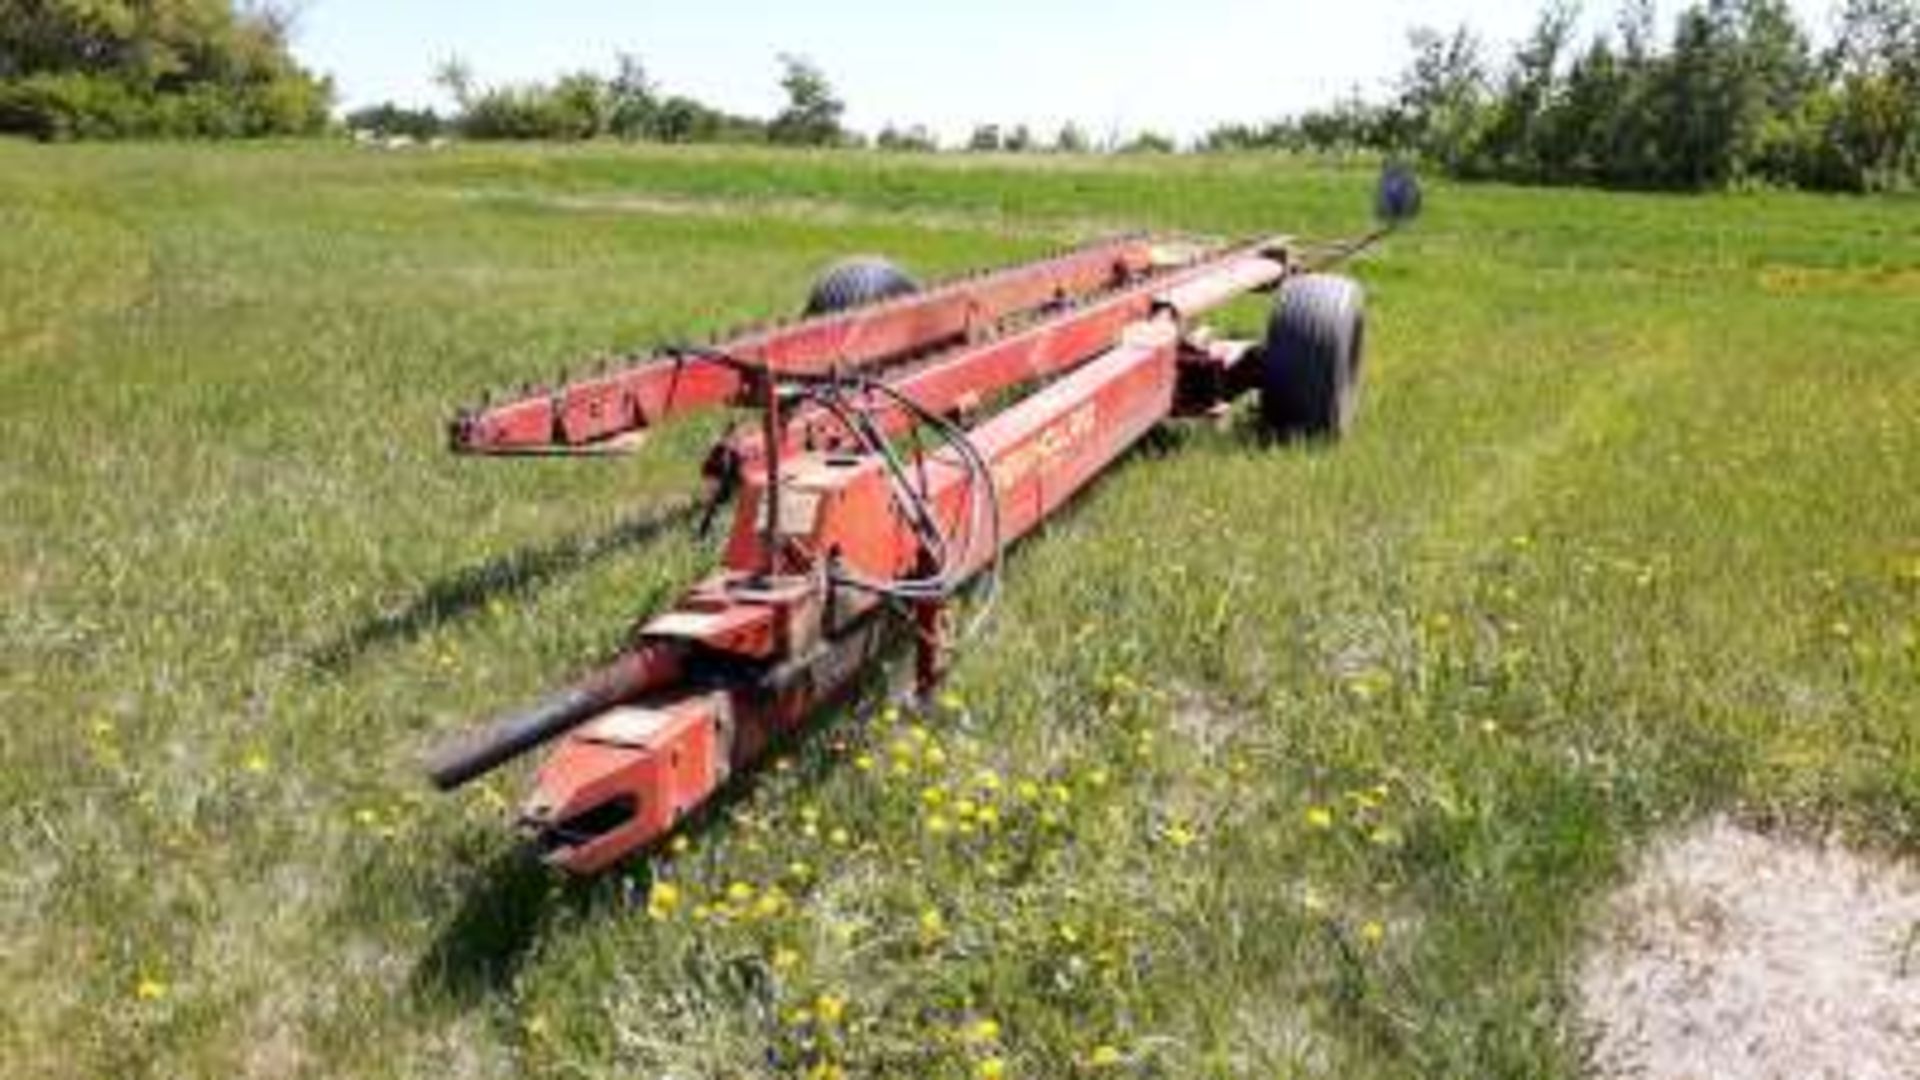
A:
[519,696,731,873]
[422,643,684,790]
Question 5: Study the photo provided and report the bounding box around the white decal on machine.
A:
[992,402,1098,493]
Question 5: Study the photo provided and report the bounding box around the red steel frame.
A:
[429,234,1297,873]
[450,235,1160,454]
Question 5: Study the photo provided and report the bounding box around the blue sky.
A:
[292,1,1841,141]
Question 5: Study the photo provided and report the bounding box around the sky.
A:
[291,0,1842,142]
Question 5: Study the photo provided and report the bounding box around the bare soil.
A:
[1578,817,1920,1080]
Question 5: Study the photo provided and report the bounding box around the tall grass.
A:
[1,140,1916,1077]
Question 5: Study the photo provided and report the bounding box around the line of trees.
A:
[0,0,330,139]
[6,0,1914,195]
[351,53,850,147]
[1205,0,1920,192]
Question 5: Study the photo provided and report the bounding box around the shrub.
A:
[0,0,331,141]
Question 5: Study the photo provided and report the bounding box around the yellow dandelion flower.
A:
[924,745,949,768]
[973,769,1003,792]
[937,690,965,712]
[1017,780,1041,802]
[808,1063,847,1080]
[646,881,682,920]
[1164,823,1195,849]
[1090,1044,1123,1067]
[955,798,979,820]
[727,881,756,904]
[910,724,932,745]
[816,993,847,1026]
[967,1017,1001,1042]
[1361,920,1386,945]
[1049,783,1072,805]
[976,805,1000,828]
[242,751,270,775]
[855,753,876,772]
[1305,805,1334,830]
[135,977,167,1001]
[771,946,800,971]
[919,907,946,939]
[922,785,947,807]
[829,826,851,846]
[925,813,952,836]
[1086,768,1110,790]
[976,1056,1006,1080]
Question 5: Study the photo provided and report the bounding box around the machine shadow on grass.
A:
[310,497,704,673]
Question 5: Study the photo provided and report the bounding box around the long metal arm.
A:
[449,235,1158,455]
[715,240,1288,478]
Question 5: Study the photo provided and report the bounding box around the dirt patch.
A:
[1577,816,1920,1080]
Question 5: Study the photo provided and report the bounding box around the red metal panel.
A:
[937,322,1179,577]
[719,321,1180,589]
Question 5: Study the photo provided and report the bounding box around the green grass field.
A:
[2,140,1917,1078]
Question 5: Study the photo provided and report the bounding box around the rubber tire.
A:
[1259,273,1366,439]
[803,257,919,316]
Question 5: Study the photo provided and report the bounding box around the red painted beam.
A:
[450,235,1159,454]
[719,245,1286,476]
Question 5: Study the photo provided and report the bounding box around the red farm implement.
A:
[425,167,1422,874]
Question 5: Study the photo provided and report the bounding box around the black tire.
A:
[1259,273,1366,439]
[803,256,919,316]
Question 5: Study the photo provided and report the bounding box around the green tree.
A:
[1119,130,1176,153]
[1396,25,1491,171]
[433,55,474,110]
[344,101,442,140]
[966,123,1001,151]
[1481,0,1580,178]
[607,52,656,139]
[1052,121,1090,152]
[550,70,611,139]
[1826,0,1920,187]
[768,53,843,145]
[875,123,937,151]
[0,0,330,139]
